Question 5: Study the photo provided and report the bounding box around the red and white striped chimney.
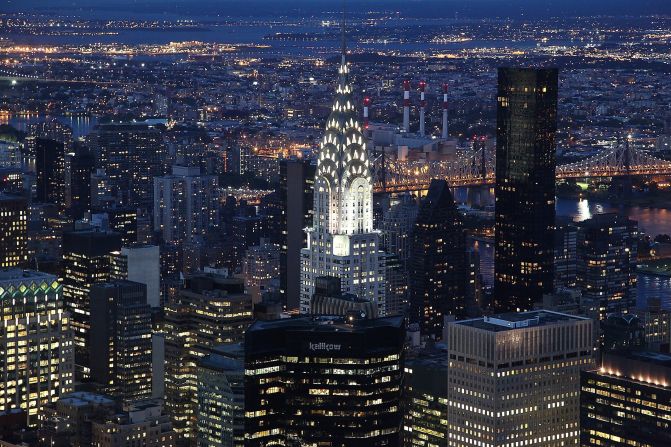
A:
[419,80,427,136]
[442,83,449,139]
[363,96,371,129]
[403,80,410,133]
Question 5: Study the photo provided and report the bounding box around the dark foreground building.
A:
[244,315,405,447]
[581,351,671,446]
[494,67,558,311]
[410,179,467,339]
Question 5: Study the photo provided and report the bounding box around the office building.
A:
[110,244,161,308]
[403,350,448,447]
[310,275,379,318]
[92,122,165,209]
[90,281,152,402]
[581,351,671,446]
[410,179,467,339]
[241,238,279,304]
[279,158,315,311]
[33,137,66,208]
[576,213,638,319]
[62,229,122,378]
[0,194,28,268]
[244,315,405,447]
[554,218,578,288]
[164,274,253,444]
[154,165,219,243]
[196,344,245,447]
[37,392,117,447]
[300,53,386,315]
[446,310,595,447]
[0,270,74,427]
[494,68,558,311]
[91,400,176,447]
[65,146,95,220]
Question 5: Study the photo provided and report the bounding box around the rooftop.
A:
[454,310,589,332]
[247,314,404,334]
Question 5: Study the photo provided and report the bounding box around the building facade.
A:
[153,165,219,243]
[164,274,253,444]
[446,310,595,447]
[0,194,28,268]
[244,315,405,447]
[410,179,467,339]
[494,68,558,311]
[581,351,671,447]
[300,54,385,314]
[576,213,638,319]
[279,158,315,311]
[90,281,152,403]
[0,270,74,426]
[196,345,245,447]
[61,230,122,378]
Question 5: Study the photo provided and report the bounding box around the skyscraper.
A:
[244,315,405,447]
[92,122,165,209]
[0,193,28,268]
[300,53,385,314]
[576,213,638,319]
[64,145,95,220]
[33,137,66,208]
[446,311,595,447]
[110,244,161,308]
[90,281,152,402]
[164,274,253,444]
[494,67,558,311]
[62,229,122,378]
[154,165,220,243]
[279,158,315,311]
[196,344,245,447]
[403,350,448,447]
[410,179,467,339]
[0,270,74,426]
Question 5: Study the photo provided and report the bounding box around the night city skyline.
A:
[0,0,670,446]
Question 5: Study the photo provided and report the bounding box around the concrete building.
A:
[0,270,74,426]
[110,244,161,308]
[91,399,175,447]
[446,310,595,447]
[153,165,219,243]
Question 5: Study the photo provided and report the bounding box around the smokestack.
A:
[363,97,371,129]
[419,81,426,136]
[442,83,449,139]
[403,80,410,133]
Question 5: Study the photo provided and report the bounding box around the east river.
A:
[459,188,671,309]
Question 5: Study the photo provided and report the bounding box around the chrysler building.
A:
[299,52,386,315]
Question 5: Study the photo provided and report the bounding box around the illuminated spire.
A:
[314,2,372,235]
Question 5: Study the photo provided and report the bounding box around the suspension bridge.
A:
[373,141,671,193]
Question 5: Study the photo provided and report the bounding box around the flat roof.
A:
[453,310,589,332]
[247,314,405,334]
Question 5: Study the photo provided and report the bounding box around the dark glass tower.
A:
[279,158,315,311]
[244,315,405,447]
[494,67,558,311]
[410,179,467,339]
